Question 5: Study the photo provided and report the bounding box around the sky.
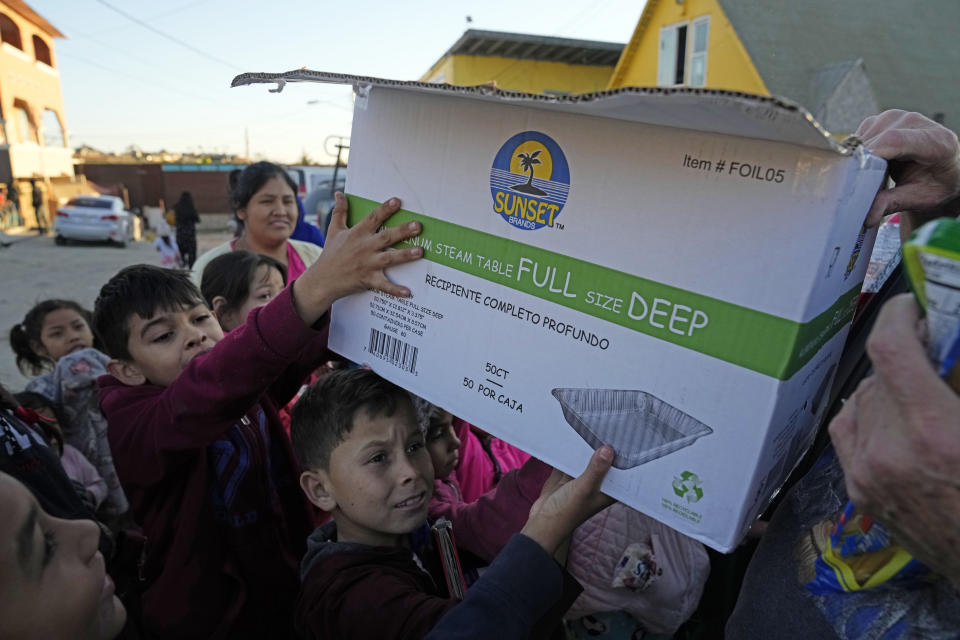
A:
[30,0,646,164]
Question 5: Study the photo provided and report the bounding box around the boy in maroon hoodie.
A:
[93,195,423,639]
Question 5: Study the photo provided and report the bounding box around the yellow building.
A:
[421,29,623,95]
[608,0,959,134]
[0,0,74,230]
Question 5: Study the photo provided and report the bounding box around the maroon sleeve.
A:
[430,458,552,563]
[266,310,334,408]
[101,286,323,486]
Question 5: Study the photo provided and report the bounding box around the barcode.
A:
[368,328,419,373]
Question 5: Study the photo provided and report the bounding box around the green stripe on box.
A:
[347,195,859,379]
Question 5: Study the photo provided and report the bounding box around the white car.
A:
[54,195,133,247]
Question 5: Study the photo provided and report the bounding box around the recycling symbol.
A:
[672,471,704,503]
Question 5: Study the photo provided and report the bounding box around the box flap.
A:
[232,69,857,154]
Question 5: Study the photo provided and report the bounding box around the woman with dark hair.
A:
[173,191,200,269]
[191,162,322,284]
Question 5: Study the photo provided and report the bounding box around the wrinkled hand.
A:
[829,293,960,588]
[856,110,960,233]
[521,446,615,555]
[293,193,423,323]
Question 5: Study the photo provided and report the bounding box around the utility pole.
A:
[324,135,350,197]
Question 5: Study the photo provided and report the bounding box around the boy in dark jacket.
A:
[291,368,616,639]
[94,195,422,639]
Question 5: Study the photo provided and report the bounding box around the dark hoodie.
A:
[297,521,455,639]
[297,520,582,640]
[99,286,326,639]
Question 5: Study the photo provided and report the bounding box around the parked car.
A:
[303,175,347,234]
[54,195,133,247]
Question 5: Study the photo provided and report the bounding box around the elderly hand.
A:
[829,293,960,588]
[856,110,960,235]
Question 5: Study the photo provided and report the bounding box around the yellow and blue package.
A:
[805,502,931,595]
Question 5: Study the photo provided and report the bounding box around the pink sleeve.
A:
[432,458,551,563]
[453,419,533,503]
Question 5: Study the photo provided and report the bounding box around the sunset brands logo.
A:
[489,131,570,230]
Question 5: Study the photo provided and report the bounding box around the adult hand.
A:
[829,293,960,588]
[856,110,960,235]
[521,446,616,555]
[292,193,422,323]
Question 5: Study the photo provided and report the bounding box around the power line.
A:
[57,52,224,106]
[71,0,210,38]
[93,0,242,71]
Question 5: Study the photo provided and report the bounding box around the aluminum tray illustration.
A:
[551,388,713,470]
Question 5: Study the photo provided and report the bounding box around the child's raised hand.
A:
[521,446,615,555]
[292,193,423,325]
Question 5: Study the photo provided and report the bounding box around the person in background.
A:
[153,220,182,269]
[200,250,287,333]
[14,391,108,513]
[9,299,129,519]
[292,193,326,247]
[173,191,200,269]
[30,178,46,235]
[192,162,321,285]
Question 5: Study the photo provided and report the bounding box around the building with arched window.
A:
[0,0,74,231]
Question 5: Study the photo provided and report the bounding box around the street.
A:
[0,231,231,389]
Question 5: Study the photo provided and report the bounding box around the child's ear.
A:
[107,359,147,386]
[211,297,237,329]
[300,470,337,511]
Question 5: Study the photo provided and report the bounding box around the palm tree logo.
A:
[510,150,548,196]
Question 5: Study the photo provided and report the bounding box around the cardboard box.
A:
[236,71,887,551]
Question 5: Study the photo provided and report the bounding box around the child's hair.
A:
[93,264,207,361]
[13,391,66,454]
[9,299,94,376]
[230,161,298,211]
[291,369,414,471]
[199,251,288,316]
[408,394,448,434]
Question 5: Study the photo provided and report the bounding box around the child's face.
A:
[425,411,460,480]
[37,308,94,361]
[0,473,126,640]
[311,406,434,547]
[116,303,224,387]
[220,265,285,332]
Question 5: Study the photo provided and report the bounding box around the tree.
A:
[510,149,547,196]
[298,150,316,166]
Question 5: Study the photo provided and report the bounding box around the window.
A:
[14,103,37,144]
[689,17,709,87]
[657,16,709,87]
[0,13,22,50]
[32,35,51,66]
[67,197,113,209]
[42,109,65,146]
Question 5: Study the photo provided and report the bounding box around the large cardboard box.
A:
[236,71,887,551]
